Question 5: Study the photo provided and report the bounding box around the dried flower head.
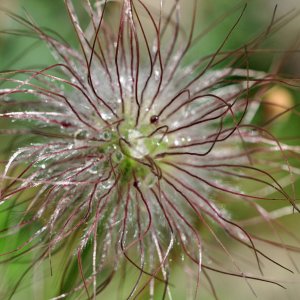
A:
[1,1,300,299]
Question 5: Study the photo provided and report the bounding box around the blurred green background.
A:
[1,0,300,299]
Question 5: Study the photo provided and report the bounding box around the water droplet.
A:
[102,131,111,141]
[154,69,160,81]
[89,165,99,175]
[112,151,123,163]
[120,76,125,85]
[102,110,114,121]
[40,164,46,169]
[152,41,158,53]
[184,104,194,117]
[102,179,113,190]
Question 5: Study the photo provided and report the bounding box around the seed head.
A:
[0,1,300,299]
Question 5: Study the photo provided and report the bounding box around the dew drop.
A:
[112,151,123,163]
[102,179,113,190]
[174,139,180,146]
[120,76,125,85]
[102,112,113,121]
[102,131,111,141]
[154,69,160,81]
[152,41,158,53]
[88,165,99,175]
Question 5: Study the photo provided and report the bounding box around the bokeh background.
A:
[1,0,300,299]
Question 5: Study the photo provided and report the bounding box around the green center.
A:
[98,117,168,186]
